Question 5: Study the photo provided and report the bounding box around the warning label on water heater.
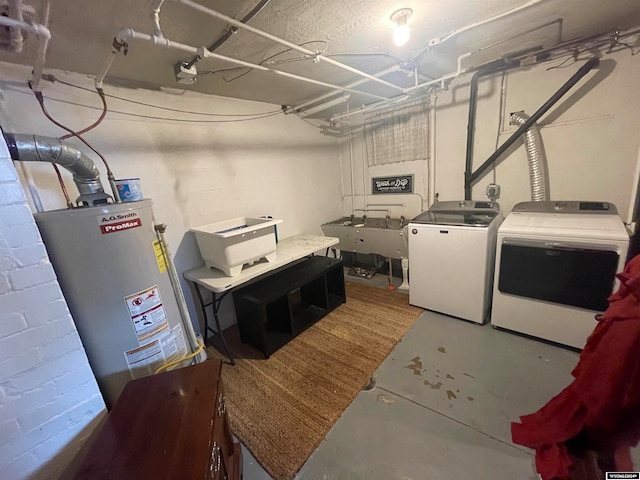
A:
[97,211,142,234]
[124,340,165,379]
[125,285,169,343]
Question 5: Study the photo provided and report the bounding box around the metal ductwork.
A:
[510,111,549,202]
[3,132,111,206]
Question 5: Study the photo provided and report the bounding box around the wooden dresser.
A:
[73,359,241,480]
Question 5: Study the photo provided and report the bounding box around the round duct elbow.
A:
[3,132,111,207]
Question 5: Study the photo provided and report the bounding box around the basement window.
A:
[364,98,430,166]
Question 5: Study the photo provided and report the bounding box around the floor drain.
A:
[362,376,376,391]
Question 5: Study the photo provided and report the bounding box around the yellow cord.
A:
[154,340,205,375]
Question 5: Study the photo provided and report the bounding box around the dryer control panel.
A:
[512,201,618,215]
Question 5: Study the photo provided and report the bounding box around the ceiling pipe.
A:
[330,50,474,123]
[0,12,51,91]
[168,0,406,94]
[8,0,24,53]
[414,0,550,57]
[299,95,350,117]
[31,0,51,92]
[464,60,519,200]
[290,64,401,114]
[151,0,166,39]
[184,0,272,70]
[332,3,556,123]
[95,28,392,101]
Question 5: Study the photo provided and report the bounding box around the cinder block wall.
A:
[0,138,106,479]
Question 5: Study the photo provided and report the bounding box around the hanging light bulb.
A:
[391,8,413,47]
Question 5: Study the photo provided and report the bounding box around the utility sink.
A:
[321,217,408,259]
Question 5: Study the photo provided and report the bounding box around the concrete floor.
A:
[238,271,636,479]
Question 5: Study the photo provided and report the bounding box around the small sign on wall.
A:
[372,175,414,194]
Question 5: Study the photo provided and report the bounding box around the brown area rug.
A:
[207,282,422,480]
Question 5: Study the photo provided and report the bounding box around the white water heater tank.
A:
[35,199,193,407]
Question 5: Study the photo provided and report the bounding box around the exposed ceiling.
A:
[1,0,640,118]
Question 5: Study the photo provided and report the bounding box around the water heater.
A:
[35,199,195,407]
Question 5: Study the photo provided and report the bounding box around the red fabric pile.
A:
[511,254,640,479]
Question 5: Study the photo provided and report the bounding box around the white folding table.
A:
[183,234,338,364]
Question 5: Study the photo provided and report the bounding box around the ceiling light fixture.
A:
[390,8,413,47]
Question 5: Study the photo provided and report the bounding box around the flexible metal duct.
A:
[510,111,549,201]
[3,132,111,206]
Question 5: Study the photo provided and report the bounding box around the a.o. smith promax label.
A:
[97,211,142,234]
[607,473,640,479]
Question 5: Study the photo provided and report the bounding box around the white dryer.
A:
[491,201,629,349]
[409,200,503,324]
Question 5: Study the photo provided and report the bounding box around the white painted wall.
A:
[0,138,106,480]
[0,62,343,332]
[0,60,341,478]
[341,49,640,222]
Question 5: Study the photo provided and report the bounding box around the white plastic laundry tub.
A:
[191,217,282,276]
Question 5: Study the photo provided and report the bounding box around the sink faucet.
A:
[385,215,391,229]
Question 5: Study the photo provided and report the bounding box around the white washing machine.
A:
[491,201,629,349]
[409,200,503,324]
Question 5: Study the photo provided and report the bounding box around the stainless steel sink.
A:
[321,217,408,258]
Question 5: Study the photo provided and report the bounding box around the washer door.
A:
[498,239,619,311]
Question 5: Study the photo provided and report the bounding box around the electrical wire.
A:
[32,92,284,123]
[199,40,329,83]
[52,77,282,116]
[544,29,640,70]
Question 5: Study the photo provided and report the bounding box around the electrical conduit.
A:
[95,29,390,101]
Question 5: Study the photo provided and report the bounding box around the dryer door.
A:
[498,239,619,312]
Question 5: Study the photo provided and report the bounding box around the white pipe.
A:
[151,0,166,39]
[332,0,550,123]
[348,105,356,214]
[332,95,412,122]
[30,0,51,92]
[96,28,391,101]
[361,125,367,198]
[95,52,117,90]
[292,65,401,112]
[169,0,406,94]
[331,53,467,123]
[434,0,549,46]
[9,0,24,53]
[300,95,350,116]
[428,94,437,207]
[0,17,50,45]
[0,16,51,91]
